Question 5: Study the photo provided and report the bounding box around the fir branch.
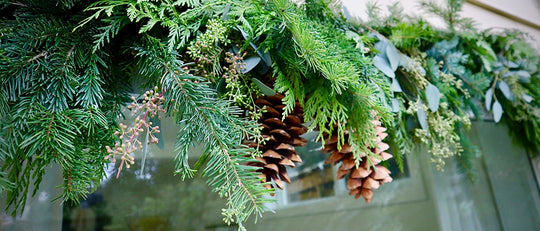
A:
[272,0,358,95]
[134,39,271,227]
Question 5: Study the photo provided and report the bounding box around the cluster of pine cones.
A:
[246,92,393,202]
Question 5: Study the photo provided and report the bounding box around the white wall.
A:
[342,0,540,50]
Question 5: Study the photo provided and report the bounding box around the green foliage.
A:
[420,0,475,31]
[0,0,126,215]
[1,0,539,230]
[133,36,272,226]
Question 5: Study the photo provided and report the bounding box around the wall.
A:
[341,0,540,50]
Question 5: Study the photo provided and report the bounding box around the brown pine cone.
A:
[246,93,308,190]
[323,118,393,202]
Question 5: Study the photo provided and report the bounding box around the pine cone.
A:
[322,118,393,202]
[246,93,308,190]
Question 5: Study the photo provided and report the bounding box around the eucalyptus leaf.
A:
[391,98,400,112]
[216,77,227,95]
[252,78,276,96]
[386,43,401,71]
[250,42,259,54]
[237,26,250,40]
[241,56,261,74]
[425,83,440,112]
[230,46,240,55]
[391,77,402,92]
[497,81,513,100]
[417,105,428,130]
[515,70,531,82]
[485,88,493,111]
[398,54,410,67]
[492,61,504,72]
[522,93,533,103]
[492,101,503,123]
[373,55,395,78]
[374,39,388,53]
[506,60,519,68]
[260,52,272,66]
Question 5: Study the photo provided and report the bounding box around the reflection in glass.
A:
[62,158,224,231]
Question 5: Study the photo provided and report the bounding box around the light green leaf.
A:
[390,98,400,112]
[386,43,400,71]
[480,56,492,72]
[252,78,276,96]
[497,81,513,100]
[140,128,149,176]
[493,101,503,123]
[417,106,428,130]
[374,55,395,78]
[425,83,440,112]
[522,93,533,103]
[391,77,402,92]
[506,60,519,68]
[485,88,493,111]
[476,40,497,61]
[515,70,531,82]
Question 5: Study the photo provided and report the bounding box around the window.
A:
[276,131,410,206]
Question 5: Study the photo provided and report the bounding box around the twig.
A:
[27,51,48,62]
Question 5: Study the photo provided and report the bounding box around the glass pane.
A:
[62,159,226,231]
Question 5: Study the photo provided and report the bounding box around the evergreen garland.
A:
[0,0,539,229]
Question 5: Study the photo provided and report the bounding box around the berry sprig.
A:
[105,87,165,178]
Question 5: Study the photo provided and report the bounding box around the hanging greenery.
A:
[1,0,538,229]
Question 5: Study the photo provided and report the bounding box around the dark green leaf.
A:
[241,56,261,74]
[252,78,276,96]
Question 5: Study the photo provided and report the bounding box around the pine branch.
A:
[134,38,272,227]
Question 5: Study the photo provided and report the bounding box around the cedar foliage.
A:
[0,0,539,229]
